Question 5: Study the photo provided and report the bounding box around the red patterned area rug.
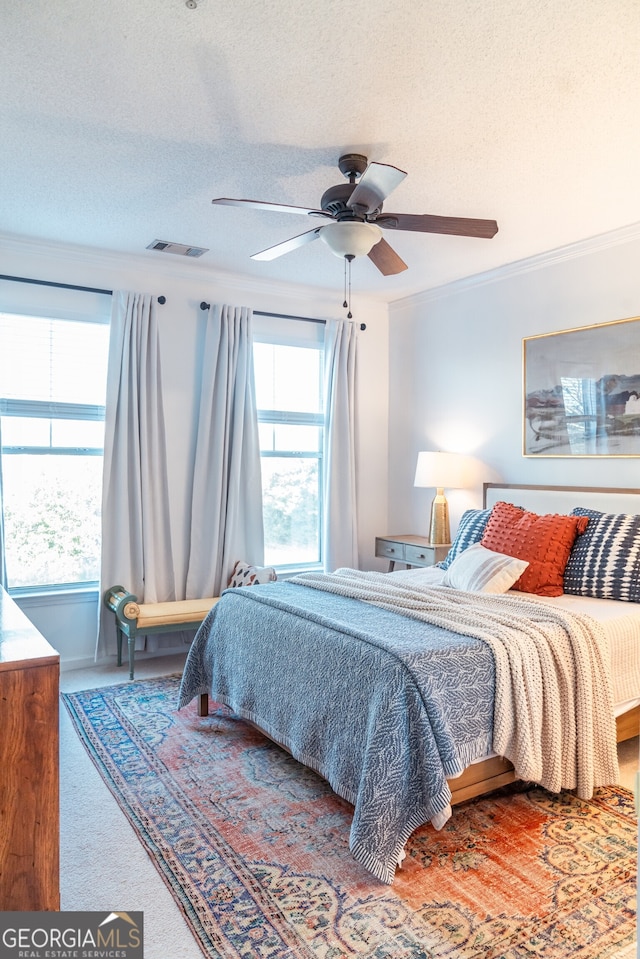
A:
[62,675,637,959]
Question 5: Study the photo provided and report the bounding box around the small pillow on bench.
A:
[227,561,277,588]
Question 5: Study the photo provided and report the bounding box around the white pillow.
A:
[441,543,529,594]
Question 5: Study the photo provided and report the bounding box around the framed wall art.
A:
[523,315,640,457]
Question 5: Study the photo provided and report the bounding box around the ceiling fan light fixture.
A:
[320,221,382,258]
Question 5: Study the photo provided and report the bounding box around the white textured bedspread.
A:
[296,569,620,798]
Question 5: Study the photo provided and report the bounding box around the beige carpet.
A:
[60,655,203,959]
[611,944,638,959]
[60,653,639,959]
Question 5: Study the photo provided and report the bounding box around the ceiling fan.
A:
[212,153,498,276]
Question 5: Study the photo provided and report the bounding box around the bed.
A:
[178,484,640,884]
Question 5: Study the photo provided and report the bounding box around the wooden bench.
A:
[103,585,219,680]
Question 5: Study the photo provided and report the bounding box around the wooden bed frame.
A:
[196,690,638,806]
[446,709,639,805]
[197,483,640,807]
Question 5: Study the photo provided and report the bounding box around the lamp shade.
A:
[414,451,468,490]
[320,221,382,258]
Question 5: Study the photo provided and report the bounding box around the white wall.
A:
[1,233,389,669]
[388,226,640,539]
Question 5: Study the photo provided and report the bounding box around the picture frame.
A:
[523,316,640,457]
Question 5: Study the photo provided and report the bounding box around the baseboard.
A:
[60,655,113,673]
[60,646,190,674]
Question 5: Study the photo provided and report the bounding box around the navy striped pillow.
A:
[564,508,640,602]
[437,507,493,570]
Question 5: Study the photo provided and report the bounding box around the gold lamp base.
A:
[429,488,451,545]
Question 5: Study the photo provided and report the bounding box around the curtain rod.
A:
[200,302,366,330]
[255,309,366,331]
[0,273,113,296]
[254,310,325,325]
[199,302,323,324]
[0,274,167,304]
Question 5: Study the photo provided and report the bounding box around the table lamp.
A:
[414,451,468,545]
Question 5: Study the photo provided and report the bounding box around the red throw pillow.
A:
[480,501,589,597]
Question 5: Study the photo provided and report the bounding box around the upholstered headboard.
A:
[483,484,640,516]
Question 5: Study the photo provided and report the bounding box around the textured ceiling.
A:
[2,0,640,301]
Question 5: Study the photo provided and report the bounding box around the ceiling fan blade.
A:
[367,238,408,275]
[251,227,324,261]
[347,162,407,215]
[212,197,329,218]
[377,213,498,238]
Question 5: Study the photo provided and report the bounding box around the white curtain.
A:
[185,304,263,598]
[323,318,359,571]
[96,291,175,658]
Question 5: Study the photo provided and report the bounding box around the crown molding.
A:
[0,230,380,315]
[11,218,636,320]
[390,219,640,313]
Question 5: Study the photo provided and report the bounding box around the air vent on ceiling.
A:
[146,239,209,257]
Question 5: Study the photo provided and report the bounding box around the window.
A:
[252,320,324,571]
[0,311,110,591]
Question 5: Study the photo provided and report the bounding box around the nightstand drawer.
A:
[405,543,450,566]
[375,538,406,562]
[404,543,433,566]
[376,535,451,570]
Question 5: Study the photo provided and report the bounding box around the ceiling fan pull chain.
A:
[343,256,348,309]
[346,254,354,319]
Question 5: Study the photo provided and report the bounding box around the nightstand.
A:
[375,534,451,571]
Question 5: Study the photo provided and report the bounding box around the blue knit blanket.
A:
[178,581,495,883]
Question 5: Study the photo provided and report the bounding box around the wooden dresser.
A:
[0,587,60,910]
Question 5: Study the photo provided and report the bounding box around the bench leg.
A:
[198,693,209,717]
[128,635,136,681]
[116,627,123,667]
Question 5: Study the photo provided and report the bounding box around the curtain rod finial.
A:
[200,301,210,311]
[157,295,166,305]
